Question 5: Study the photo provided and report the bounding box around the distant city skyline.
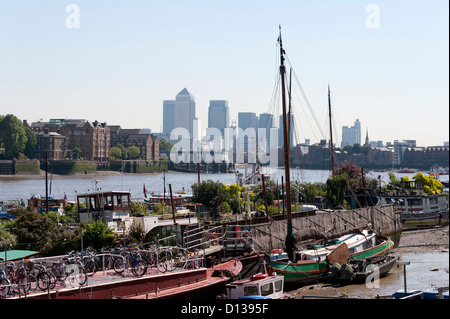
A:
[0,1,448,147]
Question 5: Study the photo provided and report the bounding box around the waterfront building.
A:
[35,131,66,160]
[393,140,416,165]
[341,119,361,148]
[110,126,160,161]
[31,119,110,162]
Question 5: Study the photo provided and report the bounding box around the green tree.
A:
[192,180,229,219]
[110,146,122,160]
[413,172,444,195]
[82,219,116,250]
[0,229,17,250]
[159,139,174,151]
[127,145,140,160]
[23,126,37,159]
[72,147,81,160]
[0,114,27,159]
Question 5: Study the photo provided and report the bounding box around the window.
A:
[261,283,274,296]
[244,286,258,296]
[274,280,283,292]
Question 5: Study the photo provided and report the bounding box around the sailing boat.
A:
[267,27,394,285]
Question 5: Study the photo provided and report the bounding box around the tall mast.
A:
[328,84,335,175]
[278,26,294,255]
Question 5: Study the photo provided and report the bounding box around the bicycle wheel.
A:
[17,274,31,295]
[113,257,125,274]
[28,273,38,292]
[84,260,97,276]
[52,263,65,281]
[131,259,147,277]
[156,255,167,273]
[75,266,87,286]
[1,277,11,298]
[37,272,51,291]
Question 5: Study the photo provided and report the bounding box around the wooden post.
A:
[262,174,269,217]
[169,184,177,225]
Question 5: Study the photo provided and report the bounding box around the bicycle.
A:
[113,248,147,277]
[6,261,32,295]
[0,268,11,298]
[52,256,87,287]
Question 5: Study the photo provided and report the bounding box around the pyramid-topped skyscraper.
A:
[163,88,196,140]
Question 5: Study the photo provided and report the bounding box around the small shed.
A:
[0,250,39,262]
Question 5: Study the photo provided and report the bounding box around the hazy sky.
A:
[0,0,448,147]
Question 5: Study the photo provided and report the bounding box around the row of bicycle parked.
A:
[0,245,204,298]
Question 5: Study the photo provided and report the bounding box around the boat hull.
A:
[269,237,395,285]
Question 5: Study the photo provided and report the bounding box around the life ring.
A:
[210,233,219,246]
[271,249,283,254]
[251,273,267,281]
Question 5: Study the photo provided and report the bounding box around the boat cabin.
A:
[77,191,132,228]
[225,274,286,299]
[27,196,65,214]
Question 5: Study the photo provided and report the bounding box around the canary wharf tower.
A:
[163,88,196,139]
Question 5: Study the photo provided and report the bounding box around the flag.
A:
[143,184,147,198]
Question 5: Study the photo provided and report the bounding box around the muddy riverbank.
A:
[288,226,449,299]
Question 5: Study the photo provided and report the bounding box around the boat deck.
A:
[8,259,242,300]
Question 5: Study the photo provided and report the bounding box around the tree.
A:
[23,126,37,159]
[81,219,116,250]
[192,180,229,219]
[159,139,174,151]
[127,145,140,160]
[0,114,27,159]
[72,147,81,160]
[110,146,122,160]
[413,172,444,195]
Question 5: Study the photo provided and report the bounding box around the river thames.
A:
[0,168,448,203]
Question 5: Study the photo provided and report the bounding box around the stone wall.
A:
[249,204,401,252]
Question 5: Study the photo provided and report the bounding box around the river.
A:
[0,168,448,203]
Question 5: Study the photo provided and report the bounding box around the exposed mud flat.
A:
[288,226,449,299]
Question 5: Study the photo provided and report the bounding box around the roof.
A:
[0,250,39,262]
[177,88,191,96]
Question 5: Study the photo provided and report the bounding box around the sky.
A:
[0,0,448,147]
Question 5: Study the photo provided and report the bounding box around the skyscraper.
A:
[258,113,274,150]
[341,119,361,148]
[163,88,196,140]
[163,100,175,135]
[278,114,294,149]
[208,100,229,136]
[238,112,258,152]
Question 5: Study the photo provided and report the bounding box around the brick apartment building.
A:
[31,119,110,162]
[109,126,159,161]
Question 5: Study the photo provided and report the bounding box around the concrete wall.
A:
[249,204,401,252]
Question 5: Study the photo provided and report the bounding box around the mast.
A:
[278,26,294,258]
[328,84,335,175]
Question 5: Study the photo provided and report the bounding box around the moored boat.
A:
[223,272,291,299]
[268,232,394,285]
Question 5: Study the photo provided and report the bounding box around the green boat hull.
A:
[269,237,395,285]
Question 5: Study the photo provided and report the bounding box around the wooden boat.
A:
[268,233,394,285]
[328,255,398,283]
[224,273,291,299]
